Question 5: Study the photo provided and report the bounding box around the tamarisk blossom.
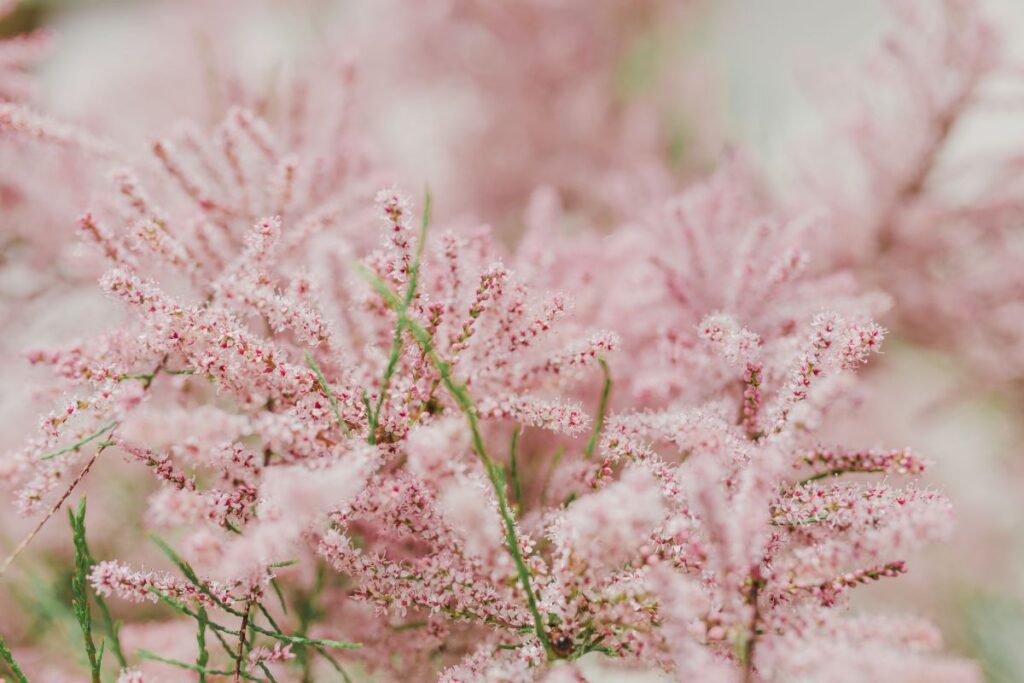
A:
[577,316,973,680]
[793,0,1024,397]
[0,96,385,517]
[588,156,890,407]
[487,151,972,679]
[0,6,983,680]
[115,669,146,683]
[0,40,378,299]
[248,641,295,666]
[1,115,973,681]
[90,559,234,607]
[307,179,967,679]
[756,609,981,683]
[0,50,381,593]
[5,89,618,676]
[39,167,966,680]
[0,9,93,386]
[0,97,119,303]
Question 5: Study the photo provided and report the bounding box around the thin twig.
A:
[233,597,253,682]
[138,649,262,681]
[1,436,116,577]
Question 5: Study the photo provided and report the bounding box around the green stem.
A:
[509,426,523,509]
[137,650,262,681]
[68,499,102,683]
[196,606,210,683]
[305,352,351,437]
[367,187,433,444]
[583,358,612,458]
[0,634,29,683]
[485,460,554,659]
[40,422,117,461]
[363,271,555,660]
[146,586,359,651]
[73,502,126,668]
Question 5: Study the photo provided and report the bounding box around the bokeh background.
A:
[2,1,1024,681]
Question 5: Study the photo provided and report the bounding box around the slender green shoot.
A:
[148,536,359,651]
[0,634,29,683]
[196,606,210,683]
[305,352,351,437]
[70,501,126,668]
[68,499,102,683]
[40,422,117,461]
[269,577,288,615]
[509,426,523,509]
[146,585,358,651]
[583,358,612,458]
[137,650,262,681]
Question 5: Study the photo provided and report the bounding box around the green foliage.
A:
[583,357,612,459]
[68,498,103,682]
[305,352,351,437]
[509,426,523,509]
[66,499,126,671]
[0,633,29,683]
[147,535,358,679]
[40,422,117,461]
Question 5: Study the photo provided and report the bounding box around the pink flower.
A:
[0,2,994,680]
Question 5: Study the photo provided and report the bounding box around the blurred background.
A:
[2,1,1024,681]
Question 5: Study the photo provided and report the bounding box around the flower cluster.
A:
[0,0,1011,682]
[792,0,1024,398]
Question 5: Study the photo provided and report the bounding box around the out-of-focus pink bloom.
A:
[0,2,990,680]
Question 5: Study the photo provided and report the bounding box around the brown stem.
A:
[1,437,115,577]
[233,597,253,682]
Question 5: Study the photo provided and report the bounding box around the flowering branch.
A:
[367,188,432,445]
[362,267,556,660]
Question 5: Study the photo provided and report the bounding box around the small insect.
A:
[550,629,574,658]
